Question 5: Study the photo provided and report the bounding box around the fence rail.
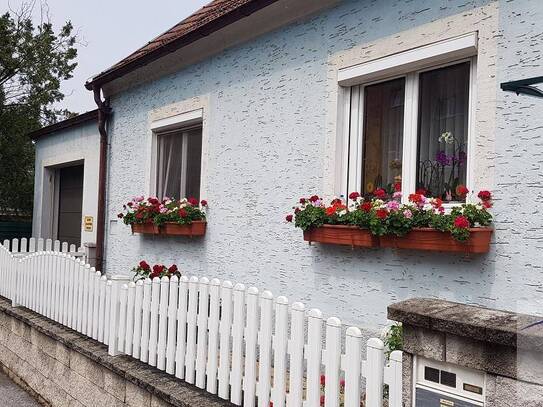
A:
[0,245,402,407]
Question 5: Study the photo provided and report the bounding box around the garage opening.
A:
[56,165,84,246]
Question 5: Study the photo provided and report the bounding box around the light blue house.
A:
[77,0,542,335]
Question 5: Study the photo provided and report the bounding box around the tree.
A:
[0,2,78,217]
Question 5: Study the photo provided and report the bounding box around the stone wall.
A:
[0,297,230,407]
[389,298,543,407]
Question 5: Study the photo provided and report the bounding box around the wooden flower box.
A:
[160,221,206,237]
[131,223,159,235]
[303,225,379,248]
[379,227,493,253]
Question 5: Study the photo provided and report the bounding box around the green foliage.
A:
[294,204,327,231]
[0,2,78,215]
[383,324,403,358]
[120,197,206,227]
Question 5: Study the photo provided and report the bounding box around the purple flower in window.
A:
[436,150,451,166]
[454,151,467,166]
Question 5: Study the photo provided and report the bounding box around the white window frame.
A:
[339,34,478,205]
[149,108,203,199]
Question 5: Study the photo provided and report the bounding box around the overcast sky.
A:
[1,0,209,113]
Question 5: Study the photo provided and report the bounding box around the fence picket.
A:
[45,239,52,251]
[20,238,27,253]
[37,238,44,251]
[165,276,179,375]
[132,280,144,359]
[243,287,259,407]
[306,309,323,407]
[387,351,403,407]
[324,317,342,407]
[344,327,362,407]
[206,278,221,394]
[174,276,189,379]
[53,240,60,252]
[195,277,210,388]
[365,338,385,407]
[140,278,152,363]
[185,276,199,384]
[98,276,107,342]
[61,242,68,253]
[148,277,161,367]
[257,290,273,407]
[118,284,128,353]
[230,283,246,405]
[289,302,305,407]
[124,282,136,355]
[157,276,170,371]
[272,296,289,407]
[29,238,36,253]
[217,281,233,399]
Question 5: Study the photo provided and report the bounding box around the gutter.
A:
[92,86,112,272]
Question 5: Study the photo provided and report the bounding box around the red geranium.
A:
[294,207,300,214]
[299,197,306,204]
[456,185,469,196]
[200,199,208,207]
[348,191,360,200]
[454,216,470,229]
[478,190,492,201]
[117,213,124,219]
[139,261,150,271]
[168,264,178,274]
[482,201,492,209]
[376,208,389,219]
[374,188,386,198]
[148,197,160,205]
[432,198,443,208]
[188,197,199,206]
[408,193,423,204]
[330,198,342,205]
[394,182,402,192]
[361,201,372,212]
[285,214,293,222]
[415,188,427,196]
[178,208,188,218]
[309,195,320,202]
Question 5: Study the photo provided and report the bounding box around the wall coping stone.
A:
[0,297,233,407]
[388,298,543,352]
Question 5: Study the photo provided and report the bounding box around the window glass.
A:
[156,126,202,200]
[362,78,405,194]
[417,62,470,201]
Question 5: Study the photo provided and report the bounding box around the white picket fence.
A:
[2,237,85,259]
[0,245,402,407]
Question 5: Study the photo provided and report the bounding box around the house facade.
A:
[78,0,542,334]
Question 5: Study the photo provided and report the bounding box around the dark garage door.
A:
[57,165,84,246]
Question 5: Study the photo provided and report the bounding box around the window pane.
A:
[156,126,202,200]
[417,62,470,201]
[362,78,405,194]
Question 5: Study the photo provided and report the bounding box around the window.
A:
[155,125,202,200]
[347,59,474,203]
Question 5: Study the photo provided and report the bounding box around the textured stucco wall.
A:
[103,0,543,331]
[32,121,100,246]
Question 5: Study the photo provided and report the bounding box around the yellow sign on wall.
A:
[84,216,93,232]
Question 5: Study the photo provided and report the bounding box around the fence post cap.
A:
[144,277,152,284]
[247,286,259,295]
[106,280,113,286]
[136,279,144,286]
[308,308,323,318]
[100,275,107,281]
[180,275,189,283]
[292,302,305,311]
[200,277,209,284]
[170,275,179,283]
[326,316,341,327]
[160,275,169,282]
[261,290,273,300]
[189,276,199,283]
[276,295,288,305]
[128,281,136,288]
[222,280,233,288]
[367,337,384,349]
[346,326,362,337]
[390,350,403,361]
[152,277,161,283]
[210,278,220,286]
[234,283,245,291]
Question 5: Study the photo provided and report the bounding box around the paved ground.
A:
[0,369,41,406]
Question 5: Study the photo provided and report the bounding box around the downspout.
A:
[92,86,111,272]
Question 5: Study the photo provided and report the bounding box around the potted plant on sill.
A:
[287,189,494,253]
[118,196,207,237]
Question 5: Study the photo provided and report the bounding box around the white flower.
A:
[338,209,347,216]
[439,131,455,144]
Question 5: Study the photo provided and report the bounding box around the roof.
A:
[85,0,278,90]
[28,110,99,140]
